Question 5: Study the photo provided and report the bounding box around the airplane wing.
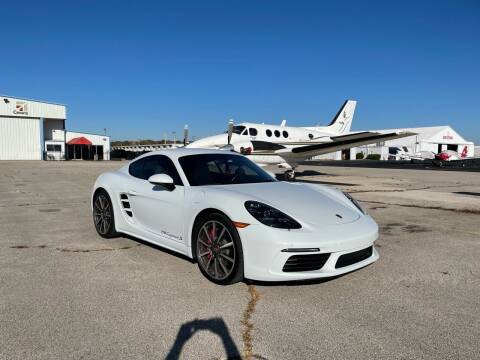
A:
[275,131,416,166]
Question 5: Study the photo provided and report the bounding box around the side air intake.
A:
[120,193,133,217]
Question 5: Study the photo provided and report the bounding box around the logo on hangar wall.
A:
[13,101,28,115]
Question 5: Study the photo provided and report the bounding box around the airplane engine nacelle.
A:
[232,141,254,155]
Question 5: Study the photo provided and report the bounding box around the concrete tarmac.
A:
[0,160,479,359]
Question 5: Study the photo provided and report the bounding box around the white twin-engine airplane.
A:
[187,100,415,180]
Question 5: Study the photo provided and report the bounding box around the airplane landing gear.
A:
[284,169,295,181]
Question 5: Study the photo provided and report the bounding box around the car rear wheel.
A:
[93,190,117,238]
[194,213,244,285]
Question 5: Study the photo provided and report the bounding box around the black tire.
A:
[92,189,118,238]
[285,170,295,182]
[193,212,244,285]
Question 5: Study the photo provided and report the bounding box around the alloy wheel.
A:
[196,220,236,281]
[93,194,112,235]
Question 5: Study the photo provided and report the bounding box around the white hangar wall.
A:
[356,126,474,160]
[1,95,109,161]
[309,126,474,161]
[0,96,66,160]
[0,117,42,160]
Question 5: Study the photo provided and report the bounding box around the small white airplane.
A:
[408,146,471,165]
[187,100,415,180]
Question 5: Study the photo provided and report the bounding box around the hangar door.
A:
[0,117,42,160]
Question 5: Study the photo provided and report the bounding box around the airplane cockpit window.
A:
[274,130,280,137]
[266,129,272,137]
[232,126,247,135]
[282,131,288,138]
[249,128,258,136]
[308,133,314,140]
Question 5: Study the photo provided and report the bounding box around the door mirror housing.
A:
[148,174,175,190]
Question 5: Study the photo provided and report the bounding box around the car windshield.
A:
[179,153,276,186]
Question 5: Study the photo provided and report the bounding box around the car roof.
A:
[133,147,241,161]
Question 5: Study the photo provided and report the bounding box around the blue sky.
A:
[1,0,479,142]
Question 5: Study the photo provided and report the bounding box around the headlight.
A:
[343,192,366,215]
[245,201,302,229]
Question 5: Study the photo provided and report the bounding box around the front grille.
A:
[282,253,330,272]
[335,246,373,269]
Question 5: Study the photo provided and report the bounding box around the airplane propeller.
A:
[227,119,234,145]
[183,125,189,146]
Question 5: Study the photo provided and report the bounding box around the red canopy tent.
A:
[67,137,92,159]
[67,137,92,145]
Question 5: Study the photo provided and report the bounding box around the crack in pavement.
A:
[240,285,267,360]
[350,186,431,194]
[361,200,480,215]
[349,182,480,195]
[0,201,88,208]
[57,244,142,253]
[9,244,142,252]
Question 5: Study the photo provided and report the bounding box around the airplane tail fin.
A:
[325,100,356,134]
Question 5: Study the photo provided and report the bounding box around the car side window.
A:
[129,155,183,185]
[129,158,144,178]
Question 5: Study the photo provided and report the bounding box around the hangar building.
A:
[312,125,474,161]
[0,95,109,160]
[355,126,474,160]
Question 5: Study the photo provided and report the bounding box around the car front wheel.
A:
[93,189,117,238]
[194,213,244,285]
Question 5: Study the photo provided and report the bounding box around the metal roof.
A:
[0,94,66,107]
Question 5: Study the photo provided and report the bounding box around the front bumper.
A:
[239,215,379,281]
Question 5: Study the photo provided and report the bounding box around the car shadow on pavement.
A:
[245,276,339,287]
[274,169,331,181]
[119,234,195,263]
[165,318,241,360]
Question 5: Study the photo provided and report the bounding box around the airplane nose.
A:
[186,135,218,148]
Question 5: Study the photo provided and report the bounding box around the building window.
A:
[249,128,258,136]
[282,131,289,138]
[274,130,280,137]
[266,129,272,137]
[46,144,62,151]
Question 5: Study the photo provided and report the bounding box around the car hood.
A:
[209,181,361,226]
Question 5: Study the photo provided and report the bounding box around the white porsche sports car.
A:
[92,148,379,284]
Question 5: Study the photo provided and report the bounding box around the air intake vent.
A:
[120,193,133,217]
[282,253,330,272]
[335,246,373,269]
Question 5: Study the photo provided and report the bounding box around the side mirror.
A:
[148,174,175,190]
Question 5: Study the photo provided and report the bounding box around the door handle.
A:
[128,190,139,196]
